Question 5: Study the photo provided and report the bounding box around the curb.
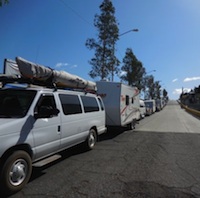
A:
[178,101,200,117]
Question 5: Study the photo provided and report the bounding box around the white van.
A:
[0,83,106,195]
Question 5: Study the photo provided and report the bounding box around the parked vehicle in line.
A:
[0,58,107,195]
[144,99,156,115]
[139,99,146,119]
[156,99,163,111]
[96,81,140,130]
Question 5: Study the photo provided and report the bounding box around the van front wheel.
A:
[85,129,97,150]
[1,151,32,195]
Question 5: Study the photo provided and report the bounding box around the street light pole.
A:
[111,28,139,81]
[119,29,139,37]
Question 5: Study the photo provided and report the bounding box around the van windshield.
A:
[0,89,36,118]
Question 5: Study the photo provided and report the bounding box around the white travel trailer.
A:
[156,98,164,111]
[144,99,156,115]
[96,81,140,129]
[139,99,146,118]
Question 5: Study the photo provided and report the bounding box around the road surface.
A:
[9,100,200,198]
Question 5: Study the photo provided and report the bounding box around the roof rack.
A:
[3,57,97,93]
[0,74,97,95]
[0,74,56,88]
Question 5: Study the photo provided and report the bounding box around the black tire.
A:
[127,120,135,130]
[0,150,32,195]
[85,129,97,150]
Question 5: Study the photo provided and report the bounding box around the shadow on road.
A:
[99,126,127,141]
[29,127,127,184]
[29,143,89,183]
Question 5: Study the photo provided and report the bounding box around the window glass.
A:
[81,96,99,113]
[126,95,129,105]
[98,97,105,111]
[59,94,82,115]
[35,95,57,114]
[0,89,36,118]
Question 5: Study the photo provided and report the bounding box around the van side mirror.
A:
[34,106,60,119]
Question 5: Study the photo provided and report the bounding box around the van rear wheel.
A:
[85,129,97,150]
[0,151,32,195]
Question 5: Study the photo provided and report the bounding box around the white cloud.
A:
[55,62,78,69]
[183,76,200,82]
[173,88,191,95]
[70,64,77,68]
[119,71,127,76]
[55,62,69,68]
[172,78,178,82]
[173,89,182,95]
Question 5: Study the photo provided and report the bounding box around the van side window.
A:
[98,98,105,111]
[59,94,82,115]
[81,96,99,113]
[35,95,56,114]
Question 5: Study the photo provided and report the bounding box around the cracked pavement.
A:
[9,100,200,198]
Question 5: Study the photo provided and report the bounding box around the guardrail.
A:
[178,100,200,117]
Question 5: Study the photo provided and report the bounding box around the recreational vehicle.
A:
[156,99,163,111]
[139,99,146,118]
[144,99,156,115]
[96,81,140,129]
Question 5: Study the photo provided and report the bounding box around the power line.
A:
[58,0,93,27]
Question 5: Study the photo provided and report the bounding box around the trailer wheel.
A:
[128,120,135,130]
[85,129,97,150]
[0,150,32,195]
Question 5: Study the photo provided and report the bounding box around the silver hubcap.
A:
[89,133,95,147]
[9,159,27,186]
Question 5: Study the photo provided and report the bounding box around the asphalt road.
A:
[9,100,200,198]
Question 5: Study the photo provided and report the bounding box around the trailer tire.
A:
[0,150,32,195]
[85,129,97,150]
[128,120,135,130]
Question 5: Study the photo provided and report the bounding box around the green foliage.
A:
[144,75,155,99]
[0,0,9,7]
[120,48,146,90]
[86,0,119,80]
[154,81,161,99]
[163,89,168,98]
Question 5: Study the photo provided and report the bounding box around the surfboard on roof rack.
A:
[3,57,97,91]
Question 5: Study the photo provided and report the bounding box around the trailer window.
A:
[59,94,82,115]
[126,95,129,105]
[81,96,99,113]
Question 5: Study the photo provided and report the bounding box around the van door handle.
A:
[58,125,61,132]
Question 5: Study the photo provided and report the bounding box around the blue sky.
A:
[1,0,200,99]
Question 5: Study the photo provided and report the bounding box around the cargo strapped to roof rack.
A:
[0,74,56,88]
[3,57,97,92]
